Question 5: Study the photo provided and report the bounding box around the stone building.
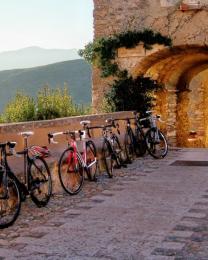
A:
[92,0,208,147]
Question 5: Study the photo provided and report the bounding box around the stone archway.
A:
[131,45,208,147]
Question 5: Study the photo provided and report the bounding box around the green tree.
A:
[1,92,35,122]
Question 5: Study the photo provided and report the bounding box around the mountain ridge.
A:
[0,47,81,71]
[0,59,91,112]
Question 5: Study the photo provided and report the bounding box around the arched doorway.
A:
[131,45,208,147]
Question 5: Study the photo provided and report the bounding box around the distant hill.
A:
[0,47,81,71]
[0,59,91,112]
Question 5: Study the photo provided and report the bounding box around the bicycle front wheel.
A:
[124,128,135,162]
[29,157,52,207]
[135,128,146,156]
[86,140,98,181]
[0,175,21,229]
[145,128,168,159]
[102,140,113,178]
[58,148,84,195]
[112,135,127,167]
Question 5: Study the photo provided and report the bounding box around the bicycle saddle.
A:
[80,120,91,125]
[145,111,152,115]
[19,131,34,138]
[7,142,16,149]
[106,118,113,123]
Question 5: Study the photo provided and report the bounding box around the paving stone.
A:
[169,231,194,238]
[149,256,175,260]
[192,204,208,210]
[160,242,186,250]
[178,221,199,228]
[0,239,9,247]
[184,212,207,219]
[196,198,208,204]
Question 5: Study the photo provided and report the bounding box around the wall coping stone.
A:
[0,111,134,134]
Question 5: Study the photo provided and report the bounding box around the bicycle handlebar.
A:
[48,130,85,144]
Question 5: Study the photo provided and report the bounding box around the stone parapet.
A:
[0,112,133,194]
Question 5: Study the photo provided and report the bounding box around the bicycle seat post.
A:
[19,131,34,188]
[23,136,28,150]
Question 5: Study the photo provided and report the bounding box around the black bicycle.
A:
[116,111,168,159]
[143,111,168,159]
[15,131,52,206]
[0,141,21,229]
[112,114,146,161]
[10,131,51,203]
[88,119,127,178]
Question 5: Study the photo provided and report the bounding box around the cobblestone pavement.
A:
[1,149,208,259]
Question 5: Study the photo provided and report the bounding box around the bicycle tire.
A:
[135,127,146,156]
[86,140,98,181]
[145,128,168,159]
[112,135,127,167]
[29,156,52,207]
[0,175,21,229]
[124,128,135,162]
[102,140,113,178]
[58,147,84,195]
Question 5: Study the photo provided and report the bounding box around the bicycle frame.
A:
[140,113,161,143]
[49,130,97,174]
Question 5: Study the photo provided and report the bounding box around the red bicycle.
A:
[48,121,98,195]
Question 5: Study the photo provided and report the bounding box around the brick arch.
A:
[131,45,208,79]
[131,45,208,147]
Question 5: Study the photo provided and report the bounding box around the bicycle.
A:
[116,111,168,159]
[111,114,146,161]
[143,111,168,159]
[48,121,98,195]
[15,131,52,206]
[0,141,21,229]
[0,132,52,228]
[87,119,127,178]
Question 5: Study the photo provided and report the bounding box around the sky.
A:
[0,0,94,52]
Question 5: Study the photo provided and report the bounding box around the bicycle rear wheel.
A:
[86,140,98,181]
[58,148,84,195]
[124,128,135,162]
[145,128,168,159]
[0,175,21,229]
[102,140,113,178]
[29,157,52,207]
[112,135,127,167]
[135,128,146,156]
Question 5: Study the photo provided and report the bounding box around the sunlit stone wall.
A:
[93,0,208,147]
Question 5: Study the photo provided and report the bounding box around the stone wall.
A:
[0,111,133,193]
[93,0,208,45]
[92,0,208,147]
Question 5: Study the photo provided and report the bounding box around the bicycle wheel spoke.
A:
[86,141,97,181]
[0,178,21,229]
[145,129,168,159]
[30,157,52,207]
[58,148,84,195]
[102,141,113,178]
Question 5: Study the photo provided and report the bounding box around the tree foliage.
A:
[0,85,91,123]
[79,29,171,114]
[104,76,162,116]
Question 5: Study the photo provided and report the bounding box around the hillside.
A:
[0,47,81,71]
[0,59,91,112]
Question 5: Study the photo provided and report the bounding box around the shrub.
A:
[104,76,162,116]
[1,93,35,123]
[0,85,91,123]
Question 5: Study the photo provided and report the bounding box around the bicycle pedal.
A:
[124,159,132,164]
[114,165,121,169]
[0,193,9,199]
